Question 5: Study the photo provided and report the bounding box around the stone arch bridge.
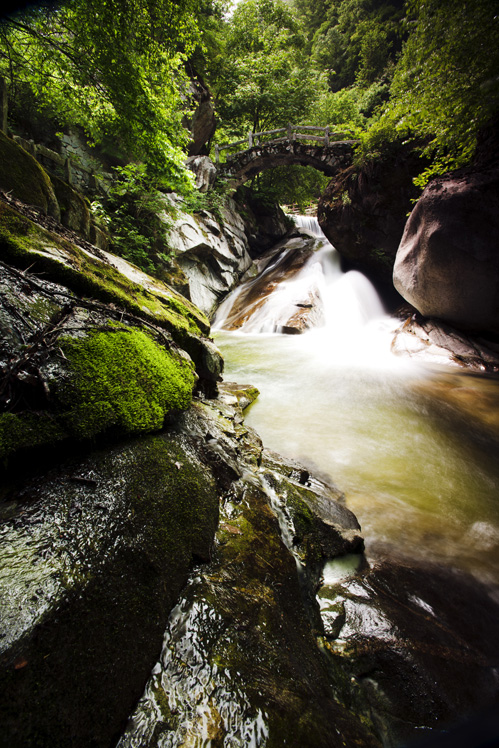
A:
[215,125,357,188]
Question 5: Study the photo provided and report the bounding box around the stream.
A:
[213,218,499,586]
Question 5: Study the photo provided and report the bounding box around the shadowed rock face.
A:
[318,144,424,292]
[319,554,499,747]
[393,169,499,333]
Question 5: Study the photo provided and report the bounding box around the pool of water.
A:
[215,327,499,584]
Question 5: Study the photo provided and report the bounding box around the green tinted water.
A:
[215,329,499,583]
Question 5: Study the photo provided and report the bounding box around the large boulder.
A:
[393,168,499,333]
[0,433,219,748]
[317,143,424,293]
[0,130,60,220]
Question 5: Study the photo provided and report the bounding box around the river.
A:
[213,218,499,586]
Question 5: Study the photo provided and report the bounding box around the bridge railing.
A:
[214,124,352,163]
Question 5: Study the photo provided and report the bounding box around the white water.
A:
[214,218,499,584]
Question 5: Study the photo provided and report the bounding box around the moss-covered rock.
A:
[50,173,91,238]
[0,262,197,464]
[0,201,209,339]
[0,432,219,748]
[58,326,196,439]
[0,131,60,219]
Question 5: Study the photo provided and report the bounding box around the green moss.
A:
[0,132,59,218]
[58,327,196,439]
[0,411,68,460]
[0,202,209,340]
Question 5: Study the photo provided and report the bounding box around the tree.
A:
[213,0,316,138]
[0,0,202,189]
[385,0,499,182]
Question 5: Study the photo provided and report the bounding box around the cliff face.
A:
[317,143,424,295]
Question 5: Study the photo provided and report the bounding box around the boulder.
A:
[317,143,424,293]
[393,169,499,333]
[163,196,253,317]
[0,432,219,748]
[0,130,60,220]
[319,554,499,747]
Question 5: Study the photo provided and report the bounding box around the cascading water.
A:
[214,217,499,584]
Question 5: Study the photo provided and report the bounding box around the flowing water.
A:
[214,218,499,585]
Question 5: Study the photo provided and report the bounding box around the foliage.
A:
[92,163,175,274]
[0,0,200,189]
[251,165,330,211]
[181,177,233,223]
[309,83,366,133]
[388,0,499,183]
[303,0,405,92]
[213,0,316,138]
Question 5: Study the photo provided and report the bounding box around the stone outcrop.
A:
[0,130,60,220]
[317,143,424,292]
[184,77,216,157]
[393,168,499,333]
[240,192,291,257]
[0,197,222,399]
[163,196,253,318]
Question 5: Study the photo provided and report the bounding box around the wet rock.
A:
[393,167,499,333]
[118,452,378,748]
[318,555,499,747]
[219,380,260,410]
[391,314,499,372]
[0,432,219,748]
[214,232,323,333]
[182,333,224,397]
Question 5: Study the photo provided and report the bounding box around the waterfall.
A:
[213,215,387,353]
[293,214,327,237]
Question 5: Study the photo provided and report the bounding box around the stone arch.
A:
[218,140,357,188]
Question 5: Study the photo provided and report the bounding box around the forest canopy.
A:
[1,0,498,204]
